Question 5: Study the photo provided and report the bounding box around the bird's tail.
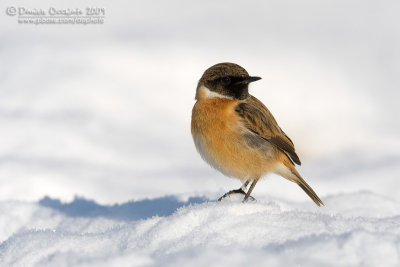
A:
[275,160,324,207]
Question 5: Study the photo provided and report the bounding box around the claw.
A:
[218,189,245,201]
[218,188,255,202]
[242,195,256,203]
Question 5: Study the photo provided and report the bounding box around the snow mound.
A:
[1,192,399,266]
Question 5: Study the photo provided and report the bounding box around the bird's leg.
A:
[240,180,250,191]
[218,180,251,201]
[243,179,258,203]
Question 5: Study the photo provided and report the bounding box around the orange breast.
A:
[191,98,276,180]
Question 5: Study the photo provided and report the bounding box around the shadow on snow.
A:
[39,195,208,221]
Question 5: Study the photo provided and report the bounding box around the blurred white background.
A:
[1,0,399,203]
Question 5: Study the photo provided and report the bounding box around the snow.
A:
[1,0,400,266]
[1,192,400,266]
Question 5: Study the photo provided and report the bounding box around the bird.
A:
[191,62,324,206]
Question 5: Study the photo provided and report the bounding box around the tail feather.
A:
[276,160,324,207]
[296,179,324,206]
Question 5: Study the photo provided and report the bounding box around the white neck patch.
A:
[197,85,233,100]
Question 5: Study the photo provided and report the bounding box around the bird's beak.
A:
[237,76,262,84]
[247,76,262,83]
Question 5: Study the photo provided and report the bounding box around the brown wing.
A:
[235,95,301,165]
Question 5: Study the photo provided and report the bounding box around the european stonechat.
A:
[191,63,323,206]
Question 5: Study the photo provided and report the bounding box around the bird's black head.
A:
[196,62,261,100]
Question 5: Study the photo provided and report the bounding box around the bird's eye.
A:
[221,76,231,85]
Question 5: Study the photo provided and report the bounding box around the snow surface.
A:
[1,0,400,266]
[1,192,400,266]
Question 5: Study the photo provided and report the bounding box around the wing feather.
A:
[235,96,301,165]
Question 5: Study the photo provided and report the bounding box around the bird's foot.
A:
[242,194,256,203]
[218,189,256,202]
